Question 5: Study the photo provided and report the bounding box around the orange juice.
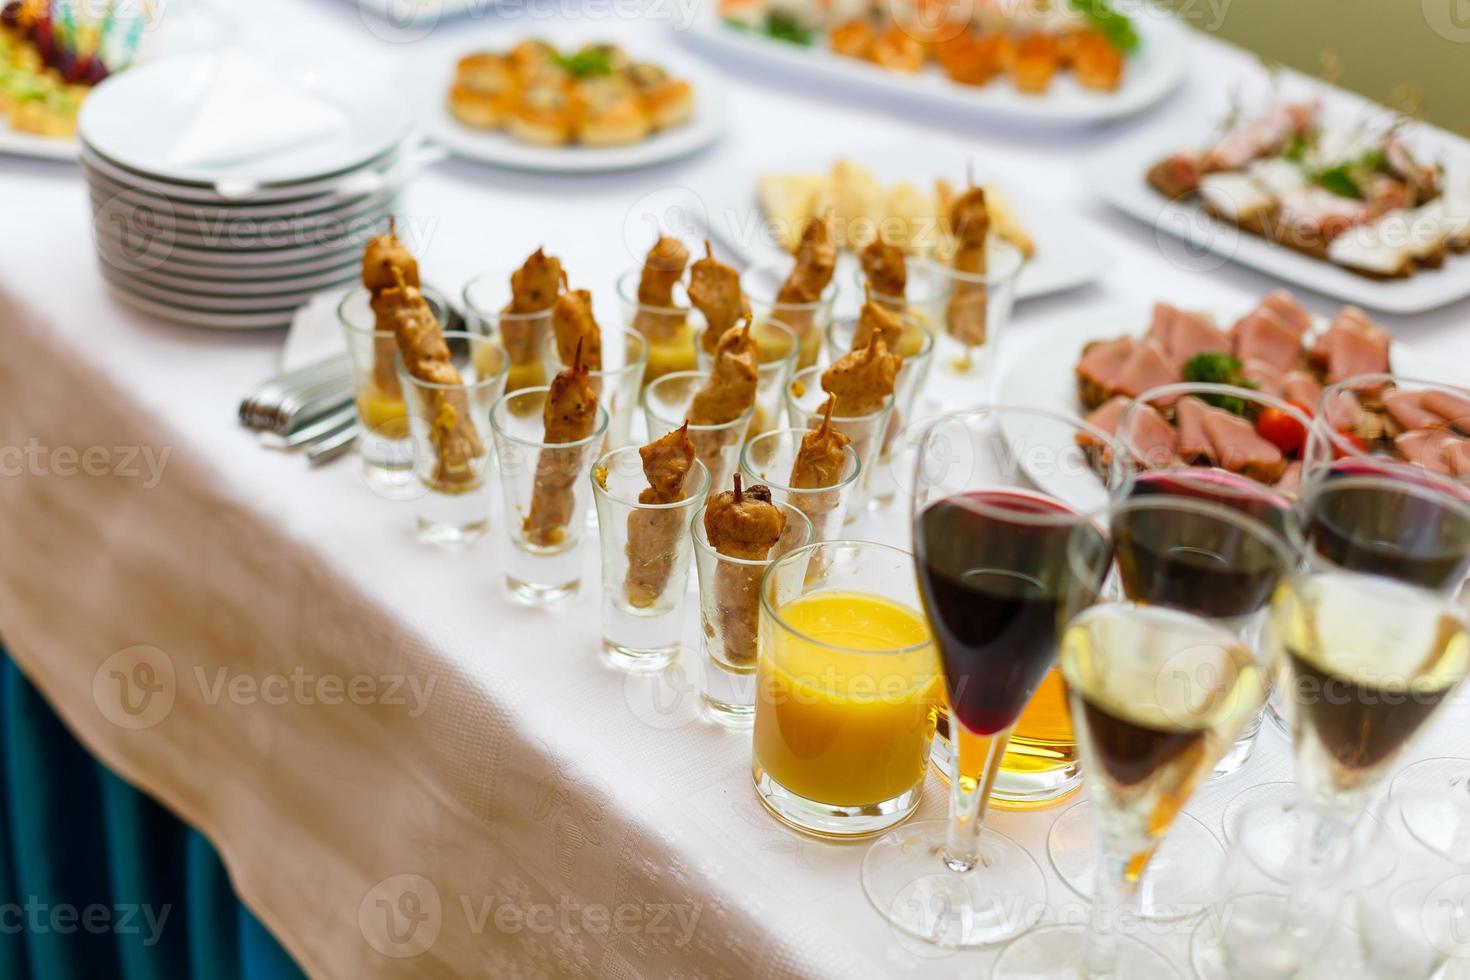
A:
[754,591,940,807]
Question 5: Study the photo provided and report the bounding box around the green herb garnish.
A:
[1067,0,1139,54]
[551,48,613,79]
[763,9,814,45]
[1182,353,1255,415]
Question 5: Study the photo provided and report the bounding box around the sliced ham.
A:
[1396,428,1470,479]
[1321,388,1366,432]
[1423,389,1470,433]
[1232,309,1303,372]
[1113,342,1179,401]
[1174,397,1215,462]
[1311,308,1391,383]
[1080,396,1129,442]
[1384,390,1445,432]
[1258,289,1314,336]
[1147,303,1231,370]
[1202,101,1320,173]
[1281,371,1322,408]
[1240,359,1285,397]
[1076,336,1137,398]
[1123,402,1179,469]
[1198,405,1288,483]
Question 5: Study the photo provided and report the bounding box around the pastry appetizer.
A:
[501,247,563,392]
[704,474,787,667]
[689,240,750,356]
[385,270,485,491]
[524,342,600,547]
[945,183,990,348]
[624,423,699,608]
[446,40,696,148]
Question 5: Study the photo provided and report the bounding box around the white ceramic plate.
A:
[405,40,727,174]
[105,284,297,330]
[82,163,400,222]
[80,51,410,185]
[0,127,77,162]
[682,5,1188,128]
[1088,116,1470,315]
[124,255,366,296]
[87,188,394,250]
[100,263,354,312]
[702,142,1110,301]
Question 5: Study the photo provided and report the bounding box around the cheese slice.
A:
[1246,158,1308,198]
[1327,214,1413,276]
[1199,172,1274,223]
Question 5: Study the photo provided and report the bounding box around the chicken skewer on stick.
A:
[786,394,852,531]
[624,422,699,609]
[704,473,787,668]
[775,215,837,363]
[632,235,691,343]
[860,239,907,313]
[687,315,759,486]
[945,177,991,351]
[821,330,901,419]
[363,218,420,398]
[524,340,601,547]
[502,247,563,391]
[385,269,485,491]
[550,277,603,371]
[689,240,749,356]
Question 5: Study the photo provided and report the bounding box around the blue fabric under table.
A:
[0,651,306,980]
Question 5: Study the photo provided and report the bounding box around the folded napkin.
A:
[166,49,350,170]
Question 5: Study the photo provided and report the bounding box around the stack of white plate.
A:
[78,49,415,330]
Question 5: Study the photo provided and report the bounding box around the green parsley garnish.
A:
[1182,353,1255,415]
[551,49,613,79]
[1067,0,1139,54]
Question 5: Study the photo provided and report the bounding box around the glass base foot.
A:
[601,639,678,673]
[700,692,754,728]
[1390,758,1470,862]
[751,763,920,840]
[995,923,1181,979]
[416,516,487,547]
[361,458,415,499]
[1191,900,1365,980]
[861,819,1046,948]
[1221,783,1395,889]
[1048,800,1220,922]
[505,575,579,606]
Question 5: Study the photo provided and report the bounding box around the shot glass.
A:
[641,371,755,500]
[395,332,508,546]
[592,446,711,671]
[615,268,697,385]
[784,366,895,518]
[753,540,941,838]
[337,284,452,492]
[848,257,941,331]
[542,328,649,451]
[463,271,552,394]
[823,311,936,512]
[489,386,610,605]
[695,317,799,438]
[739,428,861,543]
[926,238,1023,396]
[742,261,838,370]
[692,499,813,727]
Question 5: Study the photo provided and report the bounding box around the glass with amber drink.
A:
[753,540,940,837]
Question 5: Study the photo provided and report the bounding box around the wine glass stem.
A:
[1287,804,1346,951]
[1084,842,1134,980]
[943,723,1012,871]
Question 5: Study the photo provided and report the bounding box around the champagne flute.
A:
[861,406,1129,948]
[1045,494,1297,923]
[995,499,1271,978]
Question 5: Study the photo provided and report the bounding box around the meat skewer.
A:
[686,316,760,485]
[821,330,900,418]
[502,247,563,391]
[945,179,990,349]
[704,473,787,668]
[787,395,852,533]
[385,268,485,491]
[632,235,690,342]
[624,423,699,608]
[689,240,749,356]
[550,279,603,371]
[362,218,420,398]
[524,340,600,547]
[860,239,907,311]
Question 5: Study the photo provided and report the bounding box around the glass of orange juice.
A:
[753,540,941,838]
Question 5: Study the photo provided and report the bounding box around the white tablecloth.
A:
[2,2,1469,977]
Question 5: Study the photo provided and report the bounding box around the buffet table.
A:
[2,2,1469,977]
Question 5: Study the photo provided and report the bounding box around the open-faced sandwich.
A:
[1147,100,1470,280]
[1,0,133,139]
[448,40,694,148]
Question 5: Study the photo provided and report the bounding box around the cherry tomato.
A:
[1287,399,1315,420]
[1257,407,1306,456]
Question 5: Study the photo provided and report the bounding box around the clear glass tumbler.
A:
[691,499,813,727]
[462,271,552,394]
[742,260,838,371]
[592,445,710,671]
[489,386,610,605]
[395,332,509,546]
[784,366,894,518]
[615,268,697,386]
[542,328,649,451]
[641,370,755,501]
[695,317,799,438]
[739,428,861,543]
[337,284,452,493]
[925,239,1023,399]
